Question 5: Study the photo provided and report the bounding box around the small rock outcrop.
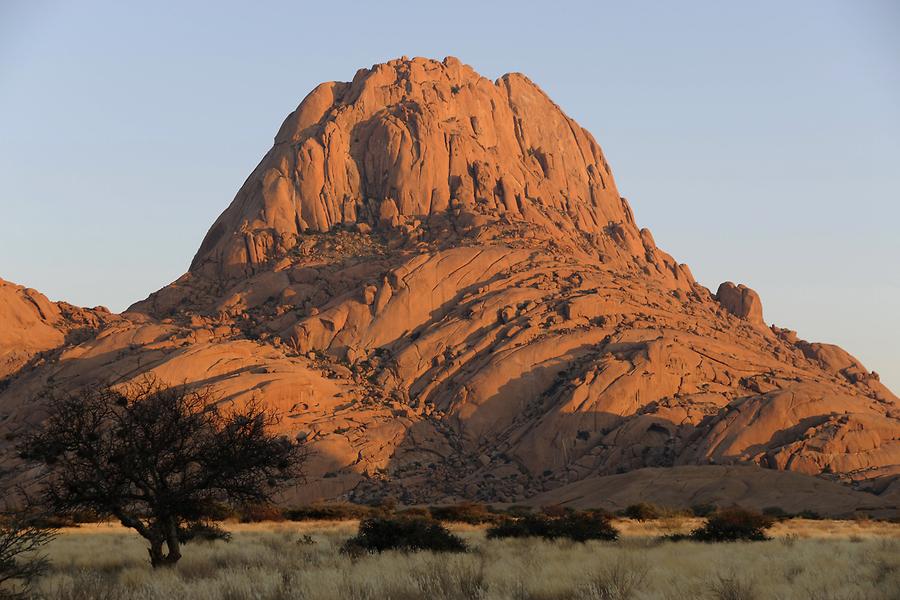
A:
[715,281,765,326]
[0,279,114,378]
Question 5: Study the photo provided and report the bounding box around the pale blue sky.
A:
[1,1,898,391]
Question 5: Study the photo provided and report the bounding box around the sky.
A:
[1,1,898,391]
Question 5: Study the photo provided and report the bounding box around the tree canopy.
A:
[21,379,306,567]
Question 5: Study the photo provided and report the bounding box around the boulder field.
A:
[1,57,897,515]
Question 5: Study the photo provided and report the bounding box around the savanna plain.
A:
[29,518,900,600]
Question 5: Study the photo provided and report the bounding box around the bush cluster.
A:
[487,511,618,542]
[428,502,498,524]
[341,517,467,555]
[236,503,285,523]
[683,508,774,542]
[284,503,372,521]
[689,503,717,517]
[621,503,664,521]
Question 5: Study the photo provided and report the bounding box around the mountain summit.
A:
[2,57,897,514]
[190,57,637,275]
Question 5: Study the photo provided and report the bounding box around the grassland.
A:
[26,519,900,600]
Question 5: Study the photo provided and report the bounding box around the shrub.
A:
[540,504,569,518]
[20,514,79,529]
[429,502,496,524]
[689,508,773,542]
[197,501,237,522]
[622,503,663,521]
[762,506,790,520]
[550,512,619,542]
[486,517,535,540]
[690,503,718,517]
[341,517,467,554]
[0,511,56,598]
[284,503,371,521]
[374,497,398,513]
[504,505,535,517]
[237,503,285,523]
[397,507,432,519]
[178,521,232,544]
[797,509,822,520]
[487,512,618,542]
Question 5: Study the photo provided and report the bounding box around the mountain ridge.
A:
[1,57,897,515]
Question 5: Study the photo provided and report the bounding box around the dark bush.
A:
[429,502,496,524]
[341,517,467,554]
[70,509,107,524]
[374,497,398,513]
[487,512,618,542]
[177,521,232,544]
[540,504,569,518]
[237,503,285,523]
[547,512,618,542]
[797,509,822,520]
[690,503,717,517]
[503,505,534,517]
[485,517,536,540]
[285,503,372,522]
[397,507,431,519]
[762,506,790,520]
[689,508,773,542]
[196,501,238,522]
[622,503,663,521]
[21,514,79,529]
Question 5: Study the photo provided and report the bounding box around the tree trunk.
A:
[163,518,182,566]
[148,536,167,568]
[146,519,182,568]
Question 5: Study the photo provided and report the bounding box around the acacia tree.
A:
[20,379,306,567]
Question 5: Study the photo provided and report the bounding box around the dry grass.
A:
[614,516,900,540]
[24,519,900,600]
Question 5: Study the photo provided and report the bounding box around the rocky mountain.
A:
[1,57,897,515]
[0,278,116,380]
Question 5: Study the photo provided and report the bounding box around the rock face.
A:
[188,56,635,279]
[0,279,64,378]
[1,57,897,514]
[715,281,764,326]
[0,279,115,379]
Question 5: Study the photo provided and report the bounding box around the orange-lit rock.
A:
[1,58,897,514]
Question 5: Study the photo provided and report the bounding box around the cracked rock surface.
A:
[1,57,897,515]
